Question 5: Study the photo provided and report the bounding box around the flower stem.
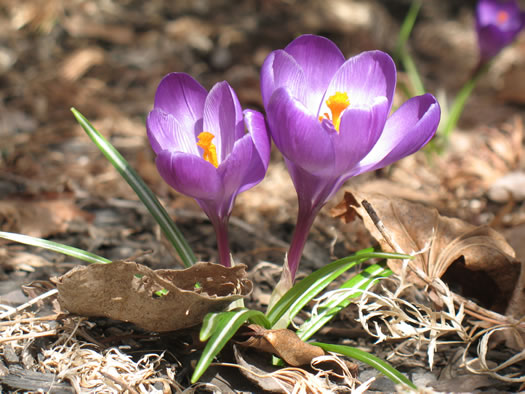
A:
[212,216,231,267]
[286,202,320,281]
[440,60,491,141]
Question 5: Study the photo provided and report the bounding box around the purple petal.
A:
[333,96,389,174]
[154,73,207,134]
[477,0,522,29]
[260,50,306,109]
[267,87,335,176]
[156,150,222,200]
[238,109,271,192]
[228,84,246,141]
[203,81,243,163]
[284,35,345,110]
[476,0,525,59]
[284,158,340,211]
[321,51,396,115]
[477,25,519,59]
[217,134,254,212]
[354,93,440,175]
[146,109,198,155]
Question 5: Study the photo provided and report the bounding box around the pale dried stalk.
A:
[216,354,364,394]
[0,288,58,319]
[463,324,525,383]
[355,283,468,369]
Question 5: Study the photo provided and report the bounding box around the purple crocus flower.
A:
[475,0,525,62]
[261,35,440,282]
[147,73,270,267]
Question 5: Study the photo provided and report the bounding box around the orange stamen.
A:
[497,10,509,25]
[197,131,219,168]
[319,91,350,132]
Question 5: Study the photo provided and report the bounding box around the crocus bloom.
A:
[475,0,525,62]
[147,73,270,267]
[261,35,440,281]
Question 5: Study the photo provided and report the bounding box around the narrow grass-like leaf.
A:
[71,108,196,268]
[394,0,424,96]
[266,250,410,327]
[192,308,271,383]
[311,342,417,390]
[395,0,421,59]
[440,61,490,140]
[297,262,392,341]
[0,231,111,264]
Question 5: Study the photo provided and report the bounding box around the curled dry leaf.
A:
[333,191,520,313]
[237,324,325,367]
[233,345,357,394]
[233,344,294,393]
[51,260,252,332]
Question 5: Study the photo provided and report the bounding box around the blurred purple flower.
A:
[476,0,525,62]
[147,73,270,267]
[261,35,440,281]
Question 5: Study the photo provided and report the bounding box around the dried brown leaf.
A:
[51,261,252,332]
[335,191,520,312]
[238,325,325,367]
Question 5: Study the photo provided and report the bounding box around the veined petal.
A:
[260,50,306,109]
[354,93,440,175]
[203,81,242,163]
[321,51,396,115]
[284,35,345,110]
[228,84,246,141]
[333,96,389,174]
[218,134,254,213]
[154,73,207,134]
[239,109,271,192]
[267,88,335,175]
[146,109,198,155]
[156,150,222,200]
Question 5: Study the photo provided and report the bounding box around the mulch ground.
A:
[1,0,524,392]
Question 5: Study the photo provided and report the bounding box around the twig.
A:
[0,314,61,326]
[0,288,58,320]
[0,329,58,344]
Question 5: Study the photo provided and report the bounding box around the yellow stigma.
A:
[497,10,509,25]
[197,131,219,168]
[318,91,350,132]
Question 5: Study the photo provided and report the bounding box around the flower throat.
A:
[319,91,350,132]
[197,131,218,167]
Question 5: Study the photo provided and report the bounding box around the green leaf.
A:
[154,288,169,297]
[266,250,410,328]
[71,108,196,268]
[395,0,421,59]
[394,0,425,97]
[0,231,111,264]
[439,61,490,141]
[311,342,417,390]
[297,262,392,341]
[192,308,271,383]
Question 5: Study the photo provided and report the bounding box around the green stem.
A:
[440,61,490,140]
[395,1,422,59]
[395,0,425,97]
